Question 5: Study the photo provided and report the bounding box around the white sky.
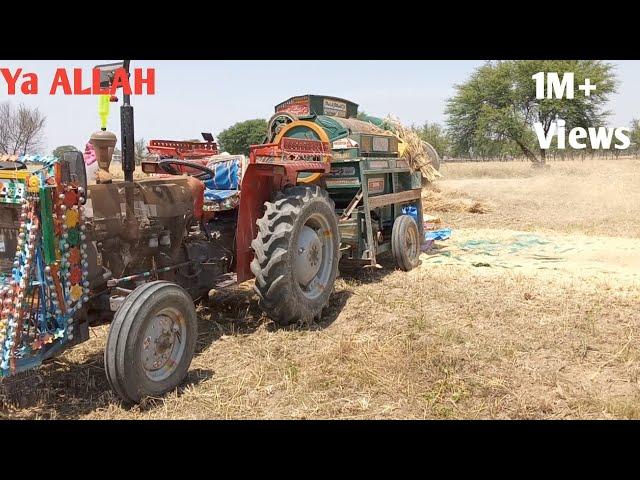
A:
[1,60,638,152]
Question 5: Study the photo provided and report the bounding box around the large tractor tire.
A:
[251,186,340,326]
[391,215,421,271]
[104,281,198,404]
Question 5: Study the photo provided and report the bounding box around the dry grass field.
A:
[1,159,639,419]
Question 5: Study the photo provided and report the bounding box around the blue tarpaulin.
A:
[402,205,419,224]
[400,205,451,242]
[425,228,452,241]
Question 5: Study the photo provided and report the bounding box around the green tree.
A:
[446,60,617,165]
[217,119,267,155]
[52,144,79,159]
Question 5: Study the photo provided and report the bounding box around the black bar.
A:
[120,60,135,183]
[121,105,135,183]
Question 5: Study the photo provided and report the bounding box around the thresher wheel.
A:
[391,215,421,271]
[104,281,198,404]
[250,186,340,326]
[267,112,298,142]
[422,141,441,171]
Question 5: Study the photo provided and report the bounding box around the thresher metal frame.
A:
[250,137,332,164]
[333,156,424,267]
[146,139,219,159]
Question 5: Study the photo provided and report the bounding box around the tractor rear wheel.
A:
[104,281,197,404]
[392,214,421,271]
[251,186,339,326]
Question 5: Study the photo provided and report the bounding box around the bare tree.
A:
[0,103,12,154]
[0,102,46,155]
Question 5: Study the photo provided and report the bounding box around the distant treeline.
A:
[443,152,638,163]
[416,120,640,163]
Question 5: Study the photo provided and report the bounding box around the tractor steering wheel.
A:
[0,160,27,171]
[157,159,217,182]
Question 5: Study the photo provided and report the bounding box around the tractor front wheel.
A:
[104,281,198,404]
[251,186,339,326]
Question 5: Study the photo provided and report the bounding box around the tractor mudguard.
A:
[235,163,279,283]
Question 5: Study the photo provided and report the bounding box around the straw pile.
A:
[422,185,489,214]
[383,116,442,184]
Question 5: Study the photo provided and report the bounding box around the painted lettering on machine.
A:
[323,98,347,118]
[276,95,310,116]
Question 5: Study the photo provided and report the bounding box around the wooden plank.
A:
[368,189,422,209]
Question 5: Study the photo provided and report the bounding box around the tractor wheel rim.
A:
[294,213,334,300]
[141,307,186,382]
[406,223,419,259]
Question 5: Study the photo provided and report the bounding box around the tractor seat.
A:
[203,155,245,212]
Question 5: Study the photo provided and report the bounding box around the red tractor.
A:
[92,107,340,403]
[0,62,423,404]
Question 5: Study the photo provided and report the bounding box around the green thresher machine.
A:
[265,94,425,270]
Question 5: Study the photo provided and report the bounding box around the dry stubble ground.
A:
[1,159,639,419]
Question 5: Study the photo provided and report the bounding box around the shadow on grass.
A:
[339,255,404,285]
[0,257,402,419]
[0,348,214,419]
[197,275,355,351]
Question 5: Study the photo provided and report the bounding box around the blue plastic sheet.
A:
[425,228,452,241]
[204,158,240,190]
[203,157,241,202]
[402,205,419,224]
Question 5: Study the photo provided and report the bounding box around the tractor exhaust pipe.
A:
[92,60,139,241]
[120,60,138,240]
[121,60,135,183]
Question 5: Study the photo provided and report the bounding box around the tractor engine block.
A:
[86,176,202,284]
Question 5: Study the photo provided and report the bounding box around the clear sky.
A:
[1,60,638,152]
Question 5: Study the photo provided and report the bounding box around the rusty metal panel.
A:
[357,134,398,154]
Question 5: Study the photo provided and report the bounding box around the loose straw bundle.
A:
[383,116,442,184]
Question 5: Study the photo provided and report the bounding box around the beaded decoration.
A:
[0,155,89,377]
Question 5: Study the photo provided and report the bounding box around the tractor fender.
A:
[236,163,281,283]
